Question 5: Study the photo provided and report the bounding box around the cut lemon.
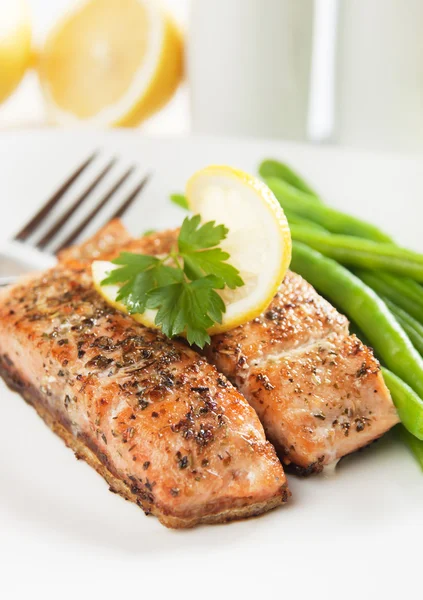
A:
[38,0,183,126]
[0,0,32,104]
[92,165,291,339]
[185,165,292,333]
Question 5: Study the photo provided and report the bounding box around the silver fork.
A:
[0,152,150,287]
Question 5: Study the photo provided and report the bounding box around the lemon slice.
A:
[0,0,32,104]
[185,165,291,333]
[92,165,291,338]
[38,0,183,126]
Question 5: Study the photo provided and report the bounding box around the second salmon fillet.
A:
[207,271,399,473]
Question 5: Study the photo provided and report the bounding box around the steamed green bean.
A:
[383,299,423,356]
[373,272,423,310]
[290,225,423,281]
[266,176,393,243]
[357,270,423,324]
[283,211,329,232]
[399,426,423,470]
[259,159,320,199]
[382,369,423,439]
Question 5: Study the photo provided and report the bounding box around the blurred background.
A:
[0,0,422,153]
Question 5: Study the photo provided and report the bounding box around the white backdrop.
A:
[0,0,334,140]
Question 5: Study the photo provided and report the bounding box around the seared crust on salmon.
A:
[58,219,133,264]
[207,274,399,473]
[0,237,288,528]
[102,224,399,474]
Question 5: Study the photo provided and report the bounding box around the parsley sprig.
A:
[101,215,244,348]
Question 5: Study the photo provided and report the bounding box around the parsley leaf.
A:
[178,216,244,288]
[101,254,181,314]
[147,276,225,347]
[100,215,244,348]
[118,265,182,314]
[183,249,244,289]
[178,215,228,251]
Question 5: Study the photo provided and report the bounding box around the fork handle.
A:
[0,240,56,274]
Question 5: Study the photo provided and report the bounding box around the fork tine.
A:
[53,165,136,253]
[107,173,151,221]
[36,157,117,250]
[14,151,98,242]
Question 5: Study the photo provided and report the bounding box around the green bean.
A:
[357,270,423,324]
[289,225,423,281]
[291,242,423,399]
[381,369,423,439]
[266,177,393,243]
[273,163,423,313]
[284,210,329,232]
[342,296,423,356]
[375,272,423,310]
[259,159,321,199]
[383,299,423,355]
[398,426,423,470]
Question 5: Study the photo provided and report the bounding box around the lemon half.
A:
[0,0,31,104]
[93,166,291,339]
[38,0,183,126]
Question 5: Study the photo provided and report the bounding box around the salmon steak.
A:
[0,224,288,529]
[207,272,400,473]
[98,223,399,475]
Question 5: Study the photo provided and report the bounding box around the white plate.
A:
[1,130,422,599]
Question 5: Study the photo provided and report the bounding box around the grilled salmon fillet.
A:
[207,273,399,473]
[100,223,399,474]
[0,231,288,529]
